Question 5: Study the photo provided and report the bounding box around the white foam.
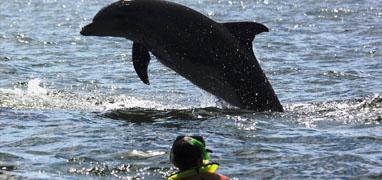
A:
[27,79,48,95]
[124,150,165,158]
[0,79,214,112]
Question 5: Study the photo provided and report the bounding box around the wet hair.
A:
[170,136,205,170]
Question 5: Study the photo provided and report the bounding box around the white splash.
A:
[123,150,165,158]
[26,79,48,95]
[0,79,189,112]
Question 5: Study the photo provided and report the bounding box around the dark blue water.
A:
[1,0,381,179]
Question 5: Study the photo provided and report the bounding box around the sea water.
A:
[0,0,381,179]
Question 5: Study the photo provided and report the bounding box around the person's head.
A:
[170,136,210,171]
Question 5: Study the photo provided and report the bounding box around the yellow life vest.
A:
[167,163,219,180]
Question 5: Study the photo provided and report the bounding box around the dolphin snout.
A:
[80,27,90,36]
[80,23,94,36]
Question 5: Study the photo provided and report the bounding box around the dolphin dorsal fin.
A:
[223,22,269,51]
[132,42,150,85]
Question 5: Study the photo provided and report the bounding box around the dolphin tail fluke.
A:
[222,22,269,51]
[132,42,151,85]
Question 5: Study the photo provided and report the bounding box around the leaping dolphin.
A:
[80,0,283,112]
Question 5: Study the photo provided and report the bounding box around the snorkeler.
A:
[168,136,229,180]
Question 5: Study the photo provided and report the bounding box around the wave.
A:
[0,79,182,112]
[284,94,382,126]
[103,94,382,125]
[1,79,380,125]
[0,79,224,112]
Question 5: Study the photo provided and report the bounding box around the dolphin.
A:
[80,0,283,112]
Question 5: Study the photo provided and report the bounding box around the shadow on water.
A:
[101,107,254,123]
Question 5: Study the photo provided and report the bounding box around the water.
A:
[0,0,381,179]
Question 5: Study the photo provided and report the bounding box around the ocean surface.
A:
[1,0,381,179]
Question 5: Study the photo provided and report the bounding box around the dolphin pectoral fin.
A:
[132,42,150,85]
[223,22,269,51]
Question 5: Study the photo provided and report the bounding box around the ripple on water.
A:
[14,33,34,44]
[322,70,363,80]
[0,56,11,61]
[0,152,23,163]
[0,152,20,176]
[284,94,382,127]
[6,136,63,148]
[56,150,170,179]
